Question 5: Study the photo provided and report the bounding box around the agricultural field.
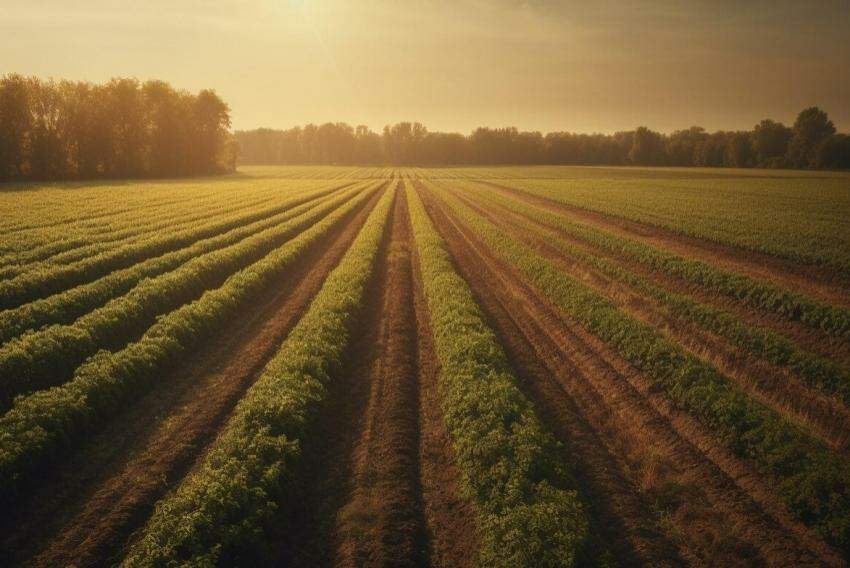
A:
[0,165,849,566]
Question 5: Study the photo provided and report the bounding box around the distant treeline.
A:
[0,74,237,181]
[236,107,850,169]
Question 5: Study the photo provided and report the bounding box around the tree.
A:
[190,89,231,173]
[724,132,753,168]
[666,127,707,166]
[0,74,32,179]
[786,107,836,168]
[629,126,665,165]
[814,134,850,169]
[751,119,792,166]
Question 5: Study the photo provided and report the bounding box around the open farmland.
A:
[1,165,849,567]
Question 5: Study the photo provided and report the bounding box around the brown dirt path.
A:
[417,183,843,567]
[272,184,477,567]
[452,187,850,451]
[478,180,850,308]
[0,185,385,568]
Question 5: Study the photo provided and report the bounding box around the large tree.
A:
[786,107,836,168]
[0,74,32,179]
[629,126,665,165]
[751,119,792,166]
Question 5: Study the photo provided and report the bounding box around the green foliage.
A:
[0,74,232,181]
[429,180,850,553]
[473,187,850,405]
[485,180,850,335]
[0,183,345,343]
[124,182,394,566]
[0,183,381,500]
[0,184,366,406]
[407,185,588,566]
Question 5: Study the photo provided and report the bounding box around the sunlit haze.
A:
[2,0,849,133]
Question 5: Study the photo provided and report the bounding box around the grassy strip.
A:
[475,182,850,340]
[0,184,348,345]
[407,184,587,566]
[123,184,395,566]
[0,184,369,407]
[468,187,850,408]
[428,181,850,554]
[0,180,357,309]
[0,183,382,500]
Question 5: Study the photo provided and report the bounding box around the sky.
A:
[2,0,849,134]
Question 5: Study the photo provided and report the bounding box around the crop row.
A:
[466,188,850,408]
[0,182,289,273]
[406,184,588,566]
[0,182,244,254]
[0,185,351,345]
[426,180,850,552]
[0,181,382,499]
[499,176,850,279]
[0,175,285,237]
[462,182,850,340]
[0,181,357,309]
[0,182,371,408]
[122,183,396,566]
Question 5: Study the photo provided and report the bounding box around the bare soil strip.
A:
[479,180,850,308]
[418,184,843,566]
[273,186,476,567]
[0,187,385,568]
[454,188,850,450]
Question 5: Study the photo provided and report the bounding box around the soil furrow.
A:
[418,183,843,566]
[334,186,429,566]
[273,184,476,568]
[454,187,850,450]
[271,185,421,567]
[0,185,385,568]
[477,180,850,309]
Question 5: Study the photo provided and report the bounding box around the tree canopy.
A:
[0,74,235,181]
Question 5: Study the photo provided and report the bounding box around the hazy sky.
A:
[2,0,849,133]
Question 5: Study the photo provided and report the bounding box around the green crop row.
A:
[0,182,382,500]
[0,183,262,266]
[123,183,395,566]
[497,174,850,279]
[0,180,357,309]
[0,184,349,345]
[0,183,370,408]
[467,188,850,408]
[0,186,284,276]
[461,182,850,340]
[407,184,587,567]
[427,180,850,553]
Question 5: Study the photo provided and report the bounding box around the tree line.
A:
[236,107,850,169]
[0,74,237,181]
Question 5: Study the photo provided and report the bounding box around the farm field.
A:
[1,165,849,567]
